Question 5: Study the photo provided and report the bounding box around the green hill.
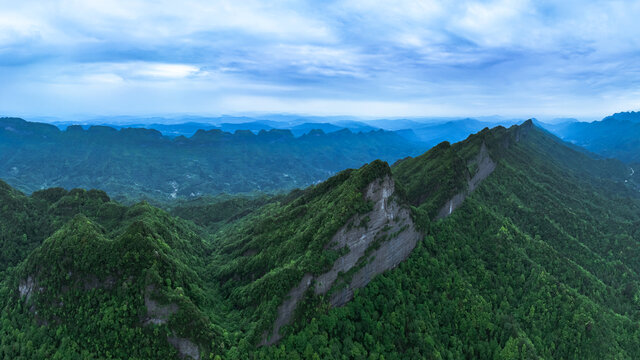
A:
[0,117,426,201]
[1,120,639,359]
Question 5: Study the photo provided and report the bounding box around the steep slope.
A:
[0,159,423,359]
[2,120,640,359]
[256,121,640,359]
[205,160,422,346]
[0,189,222,359]
[0,117,426,200]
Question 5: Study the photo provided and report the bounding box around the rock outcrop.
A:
[261,175,421,345]
[168,336,201,360]
[436,142,496,219]
[18,276,38,302]
[143,285,178,326]
[142,286,200,359]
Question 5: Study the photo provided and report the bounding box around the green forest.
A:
[0,117,425,201]
[1,121,639,359]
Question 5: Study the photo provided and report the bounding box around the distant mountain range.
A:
[49,117,380,138]
[538,111,640,164]
[0,117,427,200]
[44,115,524,144]
[10,111,640,201]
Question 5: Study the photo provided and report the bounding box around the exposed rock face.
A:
[468,143,497,192]
[143,286,200,358]
[263,274,314,346]
[19,276,37,302]
[143,285,178,326]
[436,142,496,219]
[83,275,116,290]
[167,336,200,360]
[316,176,420,306]
[261,175,421,345]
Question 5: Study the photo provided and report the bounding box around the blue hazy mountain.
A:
[539,112,640,164]
[47,115,381,137]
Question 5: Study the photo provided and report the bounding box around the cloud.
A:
[1,0,640,119]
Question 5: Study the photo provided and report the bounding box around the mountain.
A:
[256,120,640,359]
[540,113,640,163]
[331,120,378,133]
[408,118,523,146]
[603,111,640,123]
[289,123,343,136]
[365,118,432,131]
[54,122,222,138]
[0,183,218,358]
[44,115,529,143]
[0,118,426,201]
[48,115,382,138]
[219,121,274,133]
[1,120,639,359]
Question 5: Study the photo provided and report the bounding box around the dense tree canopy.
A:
[0,117,426,201]
[1,121,639,359]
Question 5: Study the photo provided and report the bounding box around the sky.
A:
[2,0,640,120]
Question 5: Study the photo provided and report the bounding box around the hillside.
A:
[542,113,640,164]
[0,156,422,358]
[257,120,640,359]
[0,184,222,358]
[1,121,640,359]
[0,118,426,201]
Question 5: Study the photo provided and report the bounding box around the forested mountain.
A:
[0,117,426,201]
[541,112,640,164]
[49,116,378,138]
[364,118,522,146]
[408,118,520,146]
[1,120,639,359]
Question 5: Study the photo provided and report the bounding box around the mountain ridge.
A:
[0,117,427,200]
[1,120,640,358]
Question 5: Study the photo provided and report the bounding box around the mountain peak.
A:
[603,111,640,123]
[521,118,534,128]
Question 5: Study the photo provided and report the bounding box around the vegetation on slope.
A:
[0,117,426,201]
[0,158,396,358]
[205,160,393,345]
[255,122,640,359]
[0,186,222,359]
[1,121,639,359]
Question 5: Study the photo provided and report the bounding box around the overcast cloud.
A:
[1,0,640,119]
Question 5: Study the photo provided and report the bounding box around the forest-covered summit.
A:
[1,120,640,359]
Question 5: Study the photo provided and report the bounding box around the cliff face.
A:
[436,142,496,219]
[317,176,420,306]
[261,175,421,345]
[434,121,535,220]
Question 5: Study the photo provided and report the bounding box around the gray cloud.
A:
[1,0,640,119]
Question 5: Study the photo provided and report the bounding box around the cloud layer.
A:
[2,0,640,119]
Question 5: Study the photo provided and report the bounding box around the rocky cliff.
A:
[436,142,496,219]
[261,175,421,345]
